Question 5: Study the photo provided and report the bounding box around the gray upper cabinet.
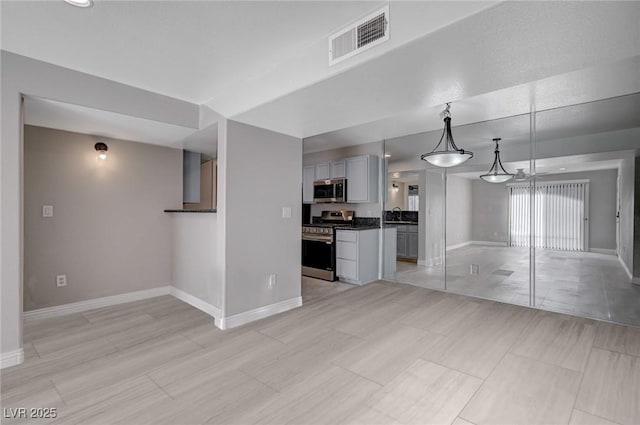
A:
[303,165,316,204]
[303,156,378,204]
[315,163,330,180]
[346,155,379,203]
[330,160,346,179]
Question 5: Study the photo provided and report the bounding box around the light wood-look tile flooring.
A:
[2,282,639,425]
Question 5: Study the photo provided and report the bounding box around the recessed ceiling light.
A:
[64,0,93,8]
[559,167,566,171]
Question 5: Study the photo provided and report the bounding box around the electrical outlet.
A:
[56,274,67,287]
[268,274,277,289]
[42,205,53,217]
[470,264,480,275]
[282,207,292,219]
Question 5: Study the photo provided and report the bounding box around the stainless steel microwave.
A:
[313,179,347,203]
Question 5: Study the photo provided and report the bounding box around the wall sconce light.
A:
[392,183,399,192]
[95,142,108,160]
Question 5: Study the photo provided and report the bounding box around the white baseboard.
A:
[446,241,473,251]
[218,296,302,330]
[470,241,509,247]
[0,348,24,369]
[619,256,634,281]
[417,258,443,267]
[23,286,171,322]
[169,286,222,327]
[590,248,617,256]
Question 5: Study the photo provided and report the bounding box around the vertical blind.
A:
[509,181,588,251]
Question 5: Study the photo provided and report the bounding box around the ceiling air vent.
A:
[329,5,389,66]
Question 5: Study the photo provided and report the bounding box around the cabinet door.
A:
[303,165,316,204]
[315,163,330,180]
[337,259,358,280]
[397,232,407,257]
[408,233,419,259]
[346,156,369,203]
[331,160,346,178]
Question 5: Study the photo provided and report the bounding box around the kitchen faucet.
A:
[392,207,402,221]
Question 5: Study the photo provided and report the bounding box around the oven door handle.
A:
[302,235,333,243]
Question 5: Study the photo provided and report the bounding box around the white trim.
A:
[446,241,473,251]
[0,348,24,369]
[417,257,443,267]
[470,241,509,247]
[169,287,222,328]
[590,248,617,256]
[218,297,302,330]
[23,286,171,322]
[619,256,634,281]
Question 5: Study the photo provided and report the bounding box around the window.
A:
[509,181,589,251]
[407,185,419,211]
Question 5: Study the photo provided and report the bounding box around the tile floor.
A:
[390,245,640,327]
[301,276,353,303]
[2,283,639,424]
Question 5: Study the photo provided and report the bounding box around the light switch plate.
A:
[42,205,53,217]
[282,207,292,219]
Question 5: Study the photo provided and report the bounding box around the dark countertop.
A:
[164,209,217,213]
[336,225,380,231]
[384,221,418,225]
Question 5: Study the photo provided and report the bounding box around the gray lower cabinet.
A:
[397,232,407,257]
[408,233,418,258]
[336,229,379,285]
[396,224,418,259]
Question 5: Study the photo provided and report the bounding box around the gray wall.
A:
[471,180,510,243]
[23,126,182,310]
[471,169,619,250]
[387,180,407,211]
[224,120,302,316]
[171,214,220,308]
[1,51,199,361]
[446,174,472,247]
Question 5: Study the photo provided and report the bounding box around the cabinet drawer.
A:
[337,258,357,280]
[336,231,358,242]
[397,225,407,233]
[407,224,418,233]
[336,241,357,260]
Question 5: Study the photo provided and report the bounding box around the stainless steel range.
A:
[301,210,354,281]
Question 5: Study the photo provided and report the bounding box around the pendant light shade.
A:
[480,138,514,183]
[421,103,473,168]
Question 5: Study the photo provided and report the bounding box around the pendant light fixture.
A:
[421,103,473,168]
[479,138,514,183]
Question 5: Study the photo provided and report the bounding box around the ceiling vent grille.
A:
[329,6,389,66]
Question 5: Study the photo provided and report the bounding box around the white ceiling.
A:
[23,96,219,156]
[3,1,640,154]
[23,96,196,146]
[1,1,496,118]
[384,92,640,162]
[450,155,625,181]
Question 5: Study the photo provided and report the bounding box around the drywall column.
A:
[619,155,635,281]
[633,157,640,281]
[0,51,199,366]
[418,169,445,268]
[219,120,302,327]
